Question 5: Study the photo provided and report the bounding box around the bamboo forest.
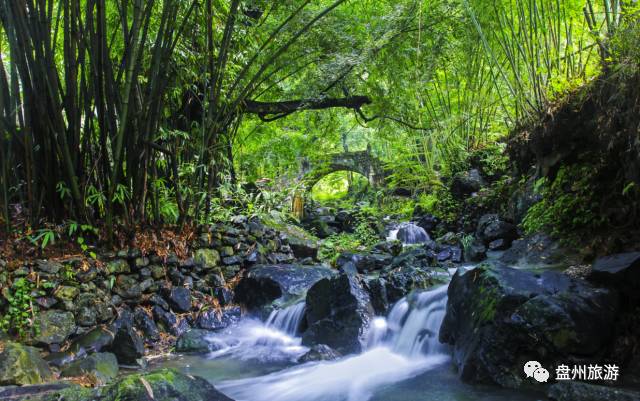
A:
[1,1,640,400]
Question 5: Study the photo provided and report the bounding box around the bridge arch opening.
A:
[310,171,369,202]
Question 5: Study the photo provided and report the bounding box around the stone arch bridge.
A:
[298,150,388,190]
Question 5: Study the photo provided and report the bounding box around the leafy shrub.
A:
[318,213,379,264]
[522,165,607,241]
[1,278,38,339]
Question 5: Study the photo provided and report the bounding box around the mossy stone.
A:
[0,342,53,385]
[100,368,233,401]
[61,352,119,385]
[194,249,221,269]
[35,310,76,345]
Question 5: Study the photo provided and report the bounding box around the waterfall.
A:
[265,302,306,336]
[387,222,430,245]
[365,285,448,357]
[388,285,448,357]
[218,285,451,401]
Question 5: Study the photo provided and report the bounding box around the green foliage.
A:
[522,165,608,241]
[318,212,379,264]
[26,229,56,250]
[0,278,37,339]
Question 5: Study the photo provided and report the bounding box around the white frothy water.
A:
[218,285,450,401]
[204,302,309,363]
[265,302,306,336]
[387,222,430,245]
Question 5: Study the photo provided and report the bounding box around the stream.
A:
[157,268,545,401]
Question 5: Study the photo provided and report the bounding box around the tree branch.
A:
[244,96,372,120]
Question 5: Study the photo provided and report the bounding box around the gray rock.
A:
[440,263,619,388]
[500,233,577,268]
[100,368,234,401]
[0,342,53,385]
[298,344,341,363]
[235,264,336,309]
[34,310,76,345]
[60,352,119,385]
[451,169,486,198]
[107,324,144,365]
[302,274,374,354]
[175,329,216,353]
[476,214,517,246]
[590,252,640,301]
[163,287,192,313]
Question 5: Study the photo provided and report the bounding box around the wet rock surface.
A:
[235,264,336,309]
[302,273,374,354]
[440,263,619,388]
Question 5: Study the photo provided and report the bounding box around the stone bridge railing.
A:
[298,150,387,190]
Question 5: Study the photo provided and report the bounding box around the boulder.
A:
[365,277,389,315]
[175,330,216,353]
[287,235,319,259]
[107,324,144,365]
[152,305,178,334]
[53,286,80,302]
[194,249,221,270]
[106,259,130,275]
[163,287,192,313]
[500,233,577,268]
[60,352,119,385]
[298,344,342,363]
[69,326,115,354]
[45,348,87,368]
[34,310,76,345]
[336,253,392,274]
[548,382,640,401]
[302,274,374,354]
[590,252,640,301]
[235,264,336,309]
[381,267,437,304]
[440,263,619,388]
[196,307,240,331]
[475,214,517,246]
[451,169,485,198]
[464,241,487,262]
[100,369,234,401]
[134,308,160,342]
[0,342,53,385]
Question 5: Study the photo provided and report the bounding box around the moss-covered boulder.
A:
[106,259,130,274]
[194,249,221,270]
[0,342,53,385]
[60,352,119,385]
[440,263,619,388]
[35,310,76,345]
[175,329,215,353]
[53,286,80,302]
[100,368,234,401]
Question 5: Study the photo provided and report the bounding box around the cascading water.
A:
[217,285,451,401]
[265,302,306,336]
[387,222,430,245]
[202,302,308,363]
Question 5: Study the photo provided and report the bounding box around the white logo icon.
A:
[533,367,550,382]
[524,361,549,383]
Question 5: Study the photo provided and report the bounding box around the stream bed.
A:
[156,283,546,401]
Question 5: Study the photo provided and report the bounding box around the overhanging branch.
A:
[243,96,372,121]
